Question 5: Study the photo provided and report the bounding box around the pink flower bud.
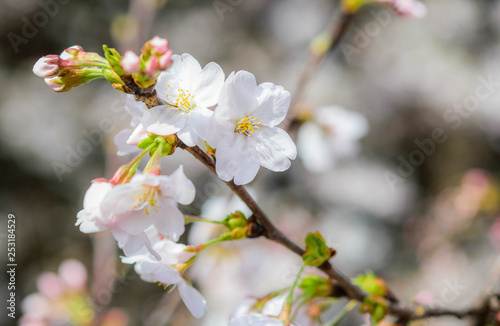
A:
[121,50,141,74]
[159,49,173,70]
[44,77,65,92]
[143,55,159,76]
[32,56,60,77]
[58,259,87,290]
[36,272,63,299]
[392,0,426,18]
[60,45,84,60]
[150,36,169,54]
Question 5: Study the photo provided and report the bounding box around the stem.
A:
[280,264,306,323]
[184,215,225,225]
[324,300,357,326]
[285,13,354,132]
[134,87,497,326]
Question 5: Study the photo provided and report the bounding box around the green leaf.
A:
[302,232,332,267]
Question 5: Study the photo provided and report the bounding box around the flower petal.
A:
[159,166,196,205]
[251,82,291,127]
[178,280,207,319]
[191,62,225,107]
[247,126,296,172]
[215,71,264,121]
[215,133,260,185]
[151,198,185,241]
[142,106,187,136]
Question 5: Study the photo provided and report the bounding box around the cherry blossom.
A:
[297,106,368,173]
[121,239,207,318]
[100,166,195,242]
[76,167,195,257]
[141,53,225,146]
[114,95,148,156]
[209,71,296,185]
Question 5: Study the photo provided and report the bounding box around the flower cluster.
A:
[32,37,361,325]
[31,40,298,320]
[20,259,129,326]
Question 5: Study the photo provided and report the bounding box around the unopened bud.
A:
[121,51,141,74]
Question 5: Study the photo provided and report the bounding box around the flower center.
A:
[133,185,160,215]
[165,85,196,113]
[235,116,263,137]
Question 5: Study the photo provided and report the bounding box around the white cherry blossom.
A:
[209,71,296,185]
[114,95,148,156]
[101,166,195,242]
[121,239,207,318]
[297,106,368,173]
[76,167,195,257]
[141,53,224,146]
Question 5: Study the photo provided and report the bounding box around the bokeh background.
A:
[1,0,500,325]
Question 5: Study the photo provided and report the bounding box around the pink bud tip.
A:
[121,51,141,74]
[392,0,427,18]
[33,56,60,77]
[61,45,83,60]
[143,56,159,76]
[150,36,169,54]
[44,77,64,92]
[159,50,173,70]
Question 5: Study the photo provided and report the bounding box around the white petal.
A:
[316,106,368,141]
[247,126,296,172]
[191,62,225,107]
[159,166,196,205]
[296,122,334,173]
[178,280,207,319]
[124,94,147,122]
[251,83,291,127]
[215,133,260,185]
[142,106,187,136]
[116,210,155,235]
[114,129,140,156]
[127,124,148,146]
[151,198,185,241]
[177,124,198,147]
[215,71,264,121]
[228,314,284,326]
[183,107,213,145]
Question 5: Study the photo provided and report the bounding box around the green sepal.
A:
[138,136,156,150]
[302,232,332,267]
[298,274,333,298]
[352,271,387,297]
[102,68,126,92]
[223,211,247,230]
[102,45,124,76]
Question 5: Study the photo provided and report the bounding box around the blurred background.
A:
[1,0,500,325]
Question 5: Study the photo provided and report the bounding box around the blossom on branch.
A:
[121,239,207,318]
[209,71,297,185]
[297,106,368,173]
[76,167,195,257]
[141,53,225,146]
[114,95,148,156]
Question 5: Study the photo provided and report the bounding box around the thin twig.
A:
[284,13,354,131]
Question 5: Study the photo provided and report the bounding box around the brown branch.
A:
[179,142,497,324]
